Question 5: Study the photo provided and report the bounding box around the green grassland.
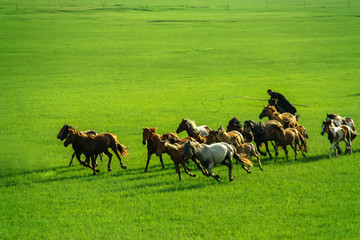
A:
[0,0,359,239]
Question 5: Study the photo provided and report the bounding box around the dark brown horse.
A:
[142,127,179,172]
[64,128,128,175]
[243,120,282,159]
[57,124,103,167]
[226,117,243,133]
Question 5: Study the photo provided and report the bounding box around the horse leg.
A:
[159,154,165,169]
[256,142,267,157]
[274,143,279,163]
[328,142,335,158]
[91,155,97,175]
[191,157,208,177]
[265,141,273,159]
[144,151,153,172]
[336,142,341,155]
[112,147,127,170]
[105,151,113,171]
[181,161,196,178]
[174,163,181,181]
[283,145,289,161]
[69,152,76,167]
[290,143,297,161]
[220,160,234,182]
[234,153,251,174]
[252,147,262,171]
[207,162,221,182]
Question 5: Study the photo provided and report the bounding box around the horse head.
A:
[321,120,333,136]
[162,132,179,144]
[227,117,243,132]
[176,119,188,134]
[181,141,195,160]
[57,124,70,141]
[64,128,77,147]
[142,127,156,145]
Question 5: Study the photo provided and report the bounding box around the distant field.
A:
[0,0,359,239]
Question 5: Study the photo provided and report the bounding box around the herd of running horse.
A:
[56,105,358,182]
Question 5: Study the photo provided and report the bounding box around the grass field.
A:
[0,0,359,239]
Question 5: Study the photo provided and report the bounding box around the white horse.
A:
[181,141,252,182]
[321,119,357,158]
[326,114,356,131]
[176,119,211,137]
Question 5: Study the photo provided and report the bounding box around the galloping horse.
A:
[226,117,243,133]
[259,105,298,128]
[266,125,306,162]
[181,141,253,182]
[57,124,103,167]
[142,127,179,172]
[243,120,282,158]
[229,135,262,171]
[326,114,356,131]
[176,119,211,138]
[155,139,208,181]
[64,128,128,175]
[321,119,357,158]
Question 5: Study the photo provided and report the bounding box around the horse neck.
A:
[150,132,162,145]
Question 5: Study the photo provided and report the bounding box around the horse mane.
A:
[185,119,197,128]
[327,113,338,119]
[268,105,277,112]
[228,117,242,128]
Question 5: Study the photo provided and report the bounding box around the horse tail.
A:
[298,131,308,152]
[238,153,253,168]
[349,129,358,143]
[346,118,356,131]
[117,142,129,157]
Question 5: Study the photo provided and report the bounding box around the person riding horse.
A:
[267,89,297,115]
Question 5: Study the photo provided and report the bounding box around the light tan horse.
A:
[266,125,306,162]
[259,105,298,128]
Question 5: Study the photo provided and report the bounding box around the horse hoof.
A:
[121,165,127,169]
[96,169,100,173]
[108,168,112,172]
[230,177,234,182]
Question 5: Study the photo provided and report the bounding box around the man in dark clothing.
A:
[267,89,297,115]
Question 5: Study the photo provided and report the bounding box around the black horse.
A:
[226,117,243,133]
[57,124,103,167]
[242,120,282,159]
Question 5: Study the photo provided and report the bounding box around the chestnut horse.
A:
[142,127,179,172]
[64,128,128,175]
[259,105,298,128]
[155,139,208,181]
[57,124,103,167]
[266,125,306,162]
[321,119,357,158]
[176,119,211,137]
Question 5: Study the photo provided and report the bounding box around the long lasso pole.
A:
[201,95,309,113]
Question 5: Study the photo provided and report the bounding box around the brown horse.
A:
[194,131,217,144]
[57,124,103,167]
[64,129,128,175]
[176,119,211,138]
[142,127,179,172]
[213,127,245,145]
[155,139,208,181]
[259,105,298,128]
[284,122,309,153]
[266,125,306,162]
